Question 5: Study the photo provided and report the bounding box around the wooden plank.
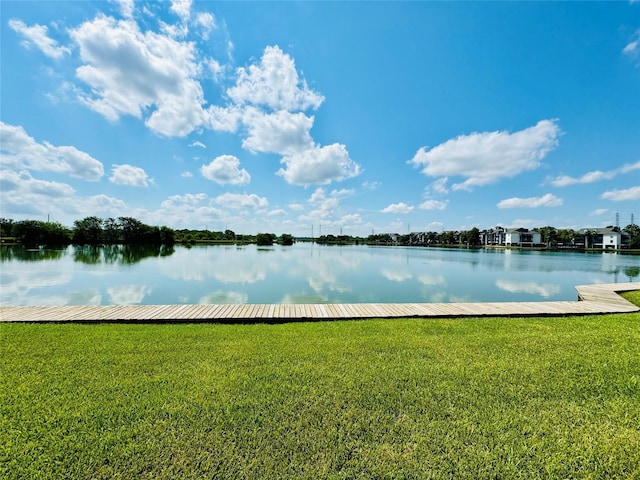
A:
[1,282,638,323]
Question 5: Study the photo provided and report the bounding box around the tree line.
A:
[0,217,296,247]
[0,217,175,247]
[317,224,640,250]
[2,217,638,249]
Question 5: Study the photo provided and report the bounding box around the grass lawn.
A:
[1,293,639,479]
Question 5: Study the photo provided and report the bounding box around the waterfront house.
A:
[504,228,542,247]
[576,227,628,250]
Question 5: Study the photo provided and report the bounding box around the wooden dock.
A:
[1,282,638,324]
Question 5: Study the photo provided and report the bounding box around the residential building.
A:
[504,228,542,247]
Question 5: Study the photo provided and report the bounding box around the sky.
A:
[1,0,639,237]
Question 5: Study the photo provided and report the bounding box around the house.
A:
[576,228,629,250]
[504,228,542,247]
[481,227,506,246]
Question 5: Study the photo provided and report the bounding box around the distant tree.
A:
[461,227,481,246]
[280,233,294,246]
[118,217,146,244]
[256,233,275,246]
[0,218,14,237]
[537,226,558,248]
[556,229,576,246]
[624,224,640,249]
[159,226,176,245]
[13,220,70,246]
[103,217,121,244]
[73,216,104,245]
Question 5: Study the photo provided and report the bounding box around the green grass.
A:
[2,307,640,478]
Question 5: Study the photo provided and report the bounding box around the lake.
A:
[1,243,638,306]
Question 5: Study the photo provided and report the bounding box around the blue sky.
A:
[1,0,639,237]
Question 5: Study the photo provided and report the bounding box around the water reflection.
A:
[73,244,175,265]
[0,246,66,261]
[495,279,562,298]
[107,284,151,304]
[199,291,248,304]
[1,244,638,306]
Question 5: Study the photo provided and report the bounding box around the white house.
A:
[577,228,625,250]
[504,228,542,247]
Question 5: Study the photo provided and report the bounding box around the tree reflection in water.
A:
[73,244,175,265]
[0,246,65,262]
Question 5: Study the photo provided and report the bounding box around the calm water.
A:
[1,243,638,306]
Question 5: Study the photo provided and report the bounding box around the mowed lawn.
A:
[2,293,639,479]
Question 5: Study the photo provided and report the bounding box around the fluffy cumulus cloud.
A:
[10,4,359,187]
[8,19,70,59]
[201,155,250,185]
[382,202,414,214]
[0,122,104,181]
[600,186,640,201]
[0,169,128,220]
[214,192,268,209]
[220,47,360,186]
[69,14,208,136]
[547,161,640,187]
[241,108,314,155]
[497,193,563,209]
[299,187,353,222]
[227,45,324,111]
[410,119,561,191]
[419,200,448,210]
[156,193,223,227]
[109,164,151,187]
[278,144,360,186]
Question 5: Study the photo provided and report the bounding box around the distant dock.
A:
[1,283,638,324]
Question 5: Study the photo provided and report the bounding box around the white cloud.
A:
[278,143,360,186]
[0,122,104,181]
[162,193,208,206]
[156,193,222,228]
[215,193,268,209]
[298,187,353,221]
[201,155,250,185]
[195,12,216,40]
[382,202,414,214]
[547,161,640,187]
[170,0,192,22]
[600,186,640,201]
[0,169,75,197]
[419,200,448,210]
[590,208,610,216]
[114,0,135,19]
[0,169,128,220]
[69,14,208,136]
[497,193,563,209]
[227,45,324,111]
[181,171,193,178]
[8,19,70,59]
[428,177,449,194]
[268,209,287,216]
[623,29,640,58]
[362,181,381,190]
[189,141,206,148]
[410,119,561,190]
[109,164,151,187]
[241,108,314,154]
[624,40,639,55]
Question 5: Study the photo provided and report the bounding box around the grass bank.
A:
[2,298,640,479]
